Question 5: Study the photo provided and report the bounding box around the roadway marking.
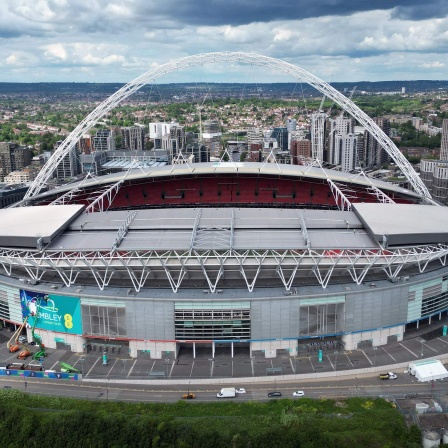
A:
[327,355,335,371]
[399,342,419,358]
[49,360,59,370]
[107,358,118,376]
[361,350,373,366]
[381,346,396,362]
[169,360,175,377]
[189,360,195,378]
[345,353,354,367]
[424,343,438,353]
[127,359,137,377]
[437,337,448,345]
[289,357,295,373]
[86,357,100,377]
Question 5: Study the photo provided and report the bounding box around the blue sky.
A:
[1,0,447,83]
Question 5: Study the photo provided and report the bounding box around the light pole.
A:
[106,379,109,401]
[80,357,85,374]
[420,339,424,359]
[355,376,359,397]
[208,358,213,377]
[165,358,170,378]
[373,347,378,367]
[334,351,338,371]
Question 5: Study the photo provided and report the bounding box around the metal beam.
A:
[24,52,431,200]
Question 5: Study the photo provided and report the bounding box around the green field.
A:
[0,389,422,447]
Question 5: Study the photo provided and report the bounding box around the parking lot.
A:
[1,318,448,380]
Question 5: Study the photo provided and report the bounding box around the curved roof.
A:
[30,162,422,202]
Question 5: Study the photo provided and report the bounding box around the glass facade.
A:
[81,305,127,338]
[174,302,250,340]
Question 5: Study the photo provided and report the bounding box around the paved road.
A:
[1,370,446,403]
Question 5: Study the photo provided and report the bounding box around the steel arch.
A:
[24,52,431,199]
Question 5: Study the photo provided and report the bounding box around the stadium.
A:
[1,52,448,362]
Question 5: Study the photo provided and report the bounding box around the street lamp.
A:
[106,379,109,402]
[420,339,424,359]
[334,351,338,371]
[80,358,85,374]
[373,347,378,367]
[208,358,214,377]
[165,358,170,378]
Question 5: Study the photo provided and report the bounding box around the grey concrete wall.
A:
[126,299,175,340]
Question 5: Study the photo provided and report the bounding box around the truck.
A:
[24,364,43,372]
[378,372,397,380]
[216,387,236,398]
[6,363,25,370]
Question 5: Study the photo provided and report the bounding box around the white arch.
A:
[24,52,431,199]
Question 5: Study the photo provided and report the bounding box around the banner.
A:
[20,290,82,335]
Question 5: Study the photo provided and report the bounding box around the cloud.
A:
[0,0,448,82]
[421,61,445,68]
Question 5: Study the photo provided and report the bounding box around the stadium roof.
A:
[29,162,422,202]
[1,204,447,252]
[353,203,448,246]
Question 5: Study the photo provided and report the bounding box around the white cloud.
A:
[0,1,448,82]
[421,61,445,68]
[44,43,67,60]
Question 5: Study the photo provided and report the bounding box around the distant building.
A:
[363,118,391,168]
[310,113,327,162]
[0,142,33,181]
[4,168,37,184]
[120,126,145,151]
[76,136,93,155]
[93,129,116,152]
[201,120,221,157]
[247,128,263,147]
[334,133,357,172]
[290,139,311,164]
[420,159,448,205]
[184,143,210,163]
[150,122,186,162]
[271,127,288,151]
[80,151,108,175]
[441,119,448,161]
[328,117,353,165]
[54,140,81,180]
[0,183,29,208]
[285,119,297,132]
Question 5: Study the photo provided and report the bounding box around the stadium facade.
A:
[1,163,448,360]
[1,52,447,361]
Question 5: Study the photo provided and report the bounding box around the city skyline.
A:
[0,0,448,84]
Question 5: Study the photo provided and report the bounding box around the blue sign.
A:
[20,289,82,334]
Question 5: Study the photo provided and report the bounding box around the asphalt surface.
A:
[0,316,447,382]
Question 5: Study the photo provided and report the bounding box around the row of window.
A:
[174,310,250,320]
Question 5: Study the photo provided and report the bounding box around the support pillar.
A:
[212,341,215,359]
[231,342,234,358]
[193,342,196,359]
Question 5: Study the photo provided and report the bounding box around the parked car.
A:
[292,391,305,397]
[267,391,282,397]
[235,388,246,394]
[18,336,27,344]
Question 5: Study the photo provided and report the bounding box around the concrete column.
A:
[212,341,215,358]
[231,342,234,358]
[193,342,196,359]
[429,315,432,325]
